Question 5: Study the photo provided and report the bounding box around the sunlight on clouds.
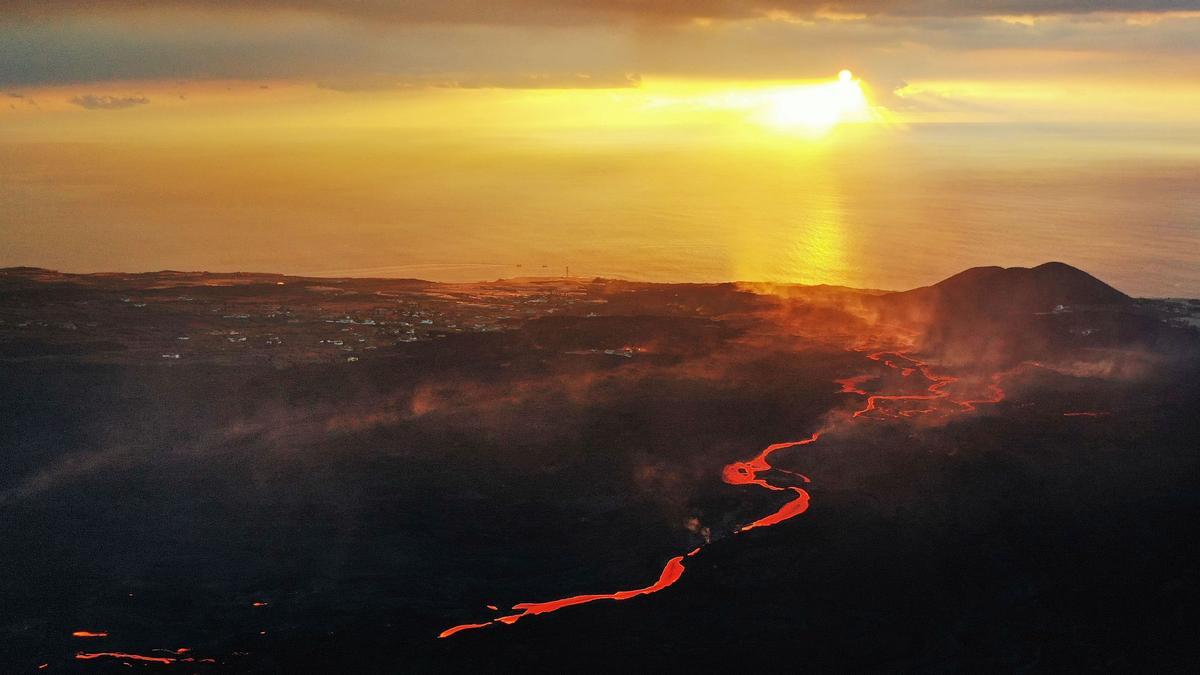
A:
[637,71,888,140]
[5,67,1198,147]
[2,72,893,145]
[1121,10,1200,25]
[986,15,1040,26]
[754,70,878,137]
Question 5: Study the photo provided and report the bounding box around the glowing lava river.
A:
[438,349,1011,639]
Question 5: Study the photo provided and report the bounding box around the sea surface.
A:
[2,123,1198,296]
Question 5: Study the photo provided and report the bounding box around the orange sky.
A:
[2,3,1199,295]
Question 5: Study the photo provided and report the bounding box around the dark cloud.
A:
[6,90,38,107]
[1,3,1197,88]
[2,1,1199,24]
[68,93,149,109]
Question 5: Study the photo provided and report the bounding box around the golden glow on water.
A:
[1,71,1198,296]
[733,159,851,286]
[787,197,849,286]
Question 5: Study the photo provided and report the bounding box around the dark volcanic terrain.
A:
[1,264,1198,671]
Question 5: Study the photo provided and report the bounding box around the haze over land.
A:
[2,263,1199,669]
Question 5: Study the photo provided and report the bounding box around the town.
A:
[0,268,619,366]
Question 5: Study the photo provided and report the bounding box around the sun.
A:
[756,70,874,136]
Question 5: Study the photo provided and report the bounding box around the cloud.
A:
[317,72,641,92]
[68,93,149,109]
[1,3,1198,88]
[431,72,642,90]
[6,90,37,107]
[2,1,1199,24]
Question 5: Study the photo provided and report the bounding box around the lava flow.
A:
[75,647,215,666]
[439,554,691,638]
[851,351,959,419]
[75,652,177,665]
[438,348,1010,639]
[721,433,818,532]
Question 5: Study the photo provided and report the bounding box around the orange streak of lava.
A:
[75,652,176,665]
[850,352,961,418]
[439,556,687,638]
[835,375,872,396]
[741,487,810,531]
[721,432,820,490]
[439,348,1016,639]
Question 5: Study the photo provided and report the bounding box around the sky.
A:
[2,2,1200,294]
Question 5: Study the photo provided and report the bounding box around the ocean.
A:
[2,123,1198,296]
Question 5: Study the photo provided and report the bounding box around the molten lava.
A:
[439,556,687,638]
[75,652,177,665]
[74,646,214,666]
[850,352,960,419]
[721,433,819,491]
[835,375,872,396]
[439,348,1013,639]
[741,487,810,531]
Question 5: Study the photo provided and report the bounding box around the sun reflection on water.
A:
[733,161,850,287]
